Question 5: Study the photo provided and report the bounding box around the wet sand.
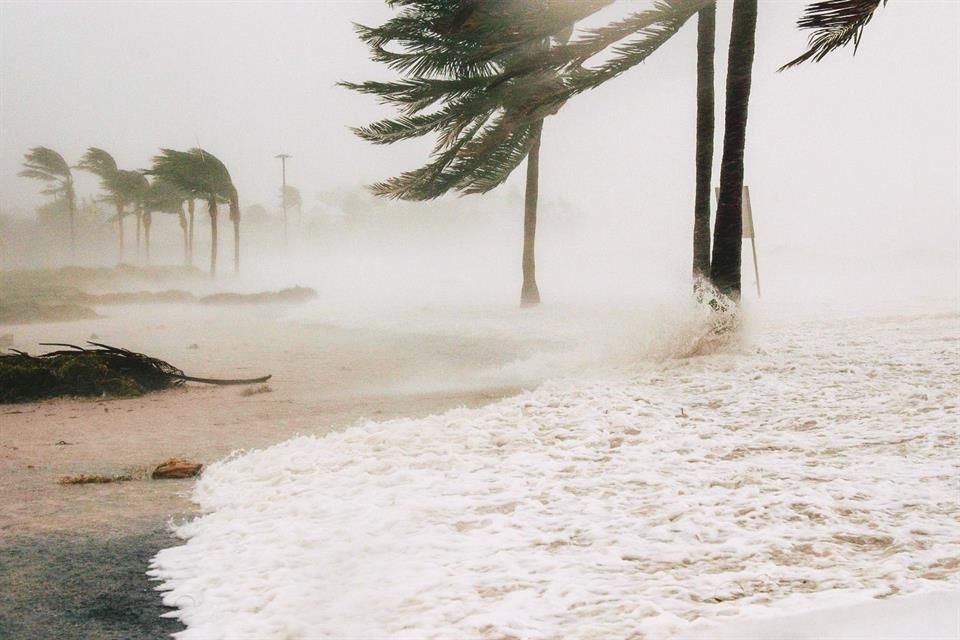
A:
[0,303,538,638]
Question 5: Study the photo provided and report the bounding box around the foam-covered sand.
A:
[149,306,960,639]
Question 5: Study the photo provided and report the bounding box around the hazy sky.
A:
[1,0,958,270]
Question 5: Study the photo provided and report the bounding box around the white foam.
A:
[150,308,960,639]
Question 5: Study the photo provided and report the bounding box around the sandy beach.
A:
[0,299,544,638]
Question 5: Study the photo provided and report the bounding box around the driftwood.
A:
[1,342,271,404]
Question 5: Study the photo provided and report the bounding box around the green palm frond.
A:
[19,147,74,202]
[20,147,71,179]
[76,148,118,179]
[780,0,886,70]
[146,177,188,214]
[370,108,538,199]
[346,0,634,202]
[18,168,62,183]
[559,0,709,93]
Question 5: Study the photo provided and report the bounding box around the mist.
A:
[1,0,957,319]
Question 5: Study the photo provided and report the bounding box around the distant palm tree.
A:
[77,148,130,262]
[148,148,240,275]
[146,177,191,264]
[19,147,77,260]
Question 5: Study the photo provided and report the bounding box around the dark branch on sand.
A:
[1,342,271,403]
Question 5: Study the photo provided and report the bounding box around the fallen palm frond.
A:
[0,342,271,404]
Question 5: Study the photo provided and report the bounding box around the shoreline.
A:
[1,302,541,638]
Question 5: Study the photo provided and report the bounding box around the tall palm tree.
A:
[709,0,757,300]
[344,2,575,305]
[19,147,77,261]
[693,2,716,283]
[147,148,239,275]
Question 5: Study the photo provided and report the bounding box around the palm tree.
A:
[147,148,240,275]
[344,2,577,305]
[19,147,77,260]
[693,3,716,283]
[709,0,757,300]
[77,148,130,262]
[146,177,191,265]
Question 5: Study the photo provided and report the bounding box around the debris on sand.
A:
[152,458,203,480]
[240,384,273,397]
[59,473,134,485]
[1,342,272,404]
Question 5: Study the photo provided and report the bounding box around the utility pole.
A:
[275,153,291,248]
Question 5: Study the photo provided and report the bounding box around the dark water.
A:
[0,526,184,639]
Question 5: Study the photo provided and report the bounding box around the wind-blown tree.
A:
[147,148,240,275]
[114,170,150,264]
[19,147,78,260]
[146,177,191,265]
[77,148,127,261]
[344,1,588,305]
[394,0,888,301]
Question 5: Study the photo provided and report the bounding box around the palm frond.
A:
[780,0,886,70]
[18,168,60,182]
[21,147,71,179]
[559,0,709,93]
[76,148,118,178]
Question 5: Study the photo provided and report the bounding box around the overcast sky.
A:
[1,0,958,276]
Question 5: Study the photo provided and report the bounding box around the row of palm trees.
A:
[19,147,241,275]
[346,0,888,307]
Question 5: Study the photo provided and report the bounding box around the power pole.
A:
[275,153,291,248]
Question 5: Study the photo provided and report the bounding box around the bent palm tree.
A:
[148,148,239,275]
[19,147,78,260]
[77,148,129,262]
[344,1,576,305]
[146,177,191,264]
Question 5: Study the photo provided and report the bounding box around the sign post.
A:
[742,186,761,298]
[715,185,761,297]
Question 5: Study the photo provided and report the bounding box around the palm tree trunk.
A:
[710,0,757,301]
[67,182,77,263]
[178,207,188,265]
[208,199,218,276]
[143,210,152,265]
[187,199,195,267]
[135,211,142,262]
[230,200,240,275]
[116,204,125,264]
[521,121,544,306]
[693,2,716,282]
